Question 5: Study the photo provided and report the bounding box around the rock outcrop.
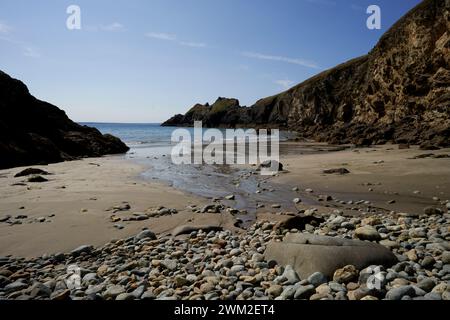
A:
[0,71,129,169]
[163,0,450,147]
[264,233,398,279]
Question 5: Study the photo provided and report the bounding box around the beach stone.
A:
[135,230,156,241]
[0,215,11,222]
[172,225,222,237]
[441,251,450,264]
[280,286,296,299]
[348,285,382,300]
[116,293,134,301]
[379,240,400,249]
[103,285,126,299]
[361,217,382,226]
[50,289,71,301]
[432,281,448,292]
[141,290,156,300]
[4,280,28,293]
[355,226,381,241]
[273,216,324,232]
[406,249,418,262]
[323,168,350,175]
[316,284,332,296]
[161,259,177,271]
[424,292,442,300]
[71,245,93,257]
[131,286,145,299]
[293,198,302,204]
[421,253,438,267]
[386,285,416,300]
[416,278,436,292]
[424,207,443,216]
[308,272,327,287]
[360,295,378,300]
[14,168,49,177]
[333,265,359,284]
[225,195,235,200]
[264,233,397,279]
[252,253,264,263]
[294,285,315,299]
[266,284,283,298]
[281,265,300,285]
[200,282,215,293]
[27,175,48,183]
[201,204,221,213]
[259,160,283,172]
[442,290,450,300]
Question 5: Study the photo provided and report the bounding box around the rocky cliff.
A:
[0,71,129,169]
[163,0,450,147]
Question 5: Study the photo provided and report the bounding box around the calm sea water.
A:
[81,122,293,158]
[81,123,178,155]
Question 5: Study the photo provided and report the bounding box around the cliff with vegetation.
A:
[163,0,449,148]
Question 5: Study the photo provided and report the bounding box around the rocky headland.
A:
[0,71,129,170]
[163,0,450,148]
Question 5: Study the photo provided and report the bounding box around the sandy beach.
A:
[0,156,240,258]
[274,144,450,215]
[1,144,448,258]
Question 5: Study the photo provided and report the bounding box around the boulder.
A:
[273,215,325,231]
[259,160,284,172]
[134,230,156,241]
[323,168,350,175]
[355,226,381,241]
[14,168,50,177]
[172,225,223,237]
[264,233,397,279]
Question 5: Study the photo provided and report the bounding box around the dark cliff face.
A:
[0,71,129,169]
[163,0,450,147]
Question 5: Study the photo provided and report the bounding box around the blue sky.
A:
[0,0,421,123]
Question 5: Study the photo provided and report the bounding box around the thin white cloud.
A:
[242,51,320,69]
[100,22,124,32]
[0,21,12,34]
[145,32,177,41]
[275,79,295,90]
[179,41,207,48]
[23,46,40,58]
[0,34,40,58]
[145,32,208,49]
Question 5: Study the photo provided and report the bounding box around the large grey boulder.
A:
[264,233,397,279]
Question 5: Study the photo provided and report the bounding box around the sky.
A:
[0,0,422,123]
